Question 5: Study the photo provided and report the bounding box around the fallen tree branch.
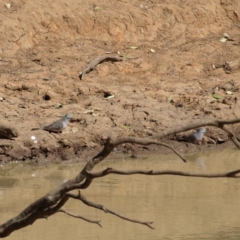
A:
[79,54,123,80]
[58,209,102,228]
[43,195,70,216]
[1,118,240,237]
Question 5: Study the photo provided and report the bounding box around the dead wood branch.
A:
[1,118,240,237]
[86,168,240,179]
[43,195,69,216]
[79,54,122,80]
[58,209,102,227]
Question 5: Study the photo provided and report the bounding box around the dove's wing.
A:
[43,120,64,132]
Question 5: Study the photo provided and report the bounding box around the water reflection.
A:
[0,178,18,188]
[195,157,206,170]
[0,148,240,239]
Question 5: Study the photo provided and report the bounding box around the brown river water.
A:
[1,148,240,240]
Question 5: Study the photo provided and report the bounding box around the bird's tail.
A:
[31,128,40,131]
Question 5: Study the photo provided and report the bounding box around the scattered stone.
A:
[71,127,79,133]
[224,60,239,72]
[0,124,18,139]
[222,82,233,91]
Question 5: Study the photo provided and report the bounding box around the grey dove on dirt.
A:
[31,114,72,133]
[181,127,206,144]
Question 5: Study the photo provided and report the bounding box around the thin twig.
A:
[112,138,187,162]
[58,209,102,228]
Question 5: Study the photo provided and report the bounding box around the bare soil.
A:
[1,0,240,162]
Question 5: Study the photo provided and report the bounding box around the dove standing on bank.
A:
[31,114,72,133]
[182,127,206,144]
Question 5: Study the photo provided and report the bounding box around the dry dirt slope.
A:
[0,0,240,161]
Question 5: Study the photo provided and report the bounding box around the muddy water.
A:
[1,148,240,240]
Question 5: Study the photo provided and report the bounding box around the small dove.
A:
[180,127,206,144]
[31,114,72,133]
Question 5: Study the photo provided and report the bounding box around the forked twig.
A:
[67,192,154,229]
[58,209,102,227]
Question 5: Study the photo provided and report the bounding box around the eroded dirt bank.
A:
[0,0,240,162]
